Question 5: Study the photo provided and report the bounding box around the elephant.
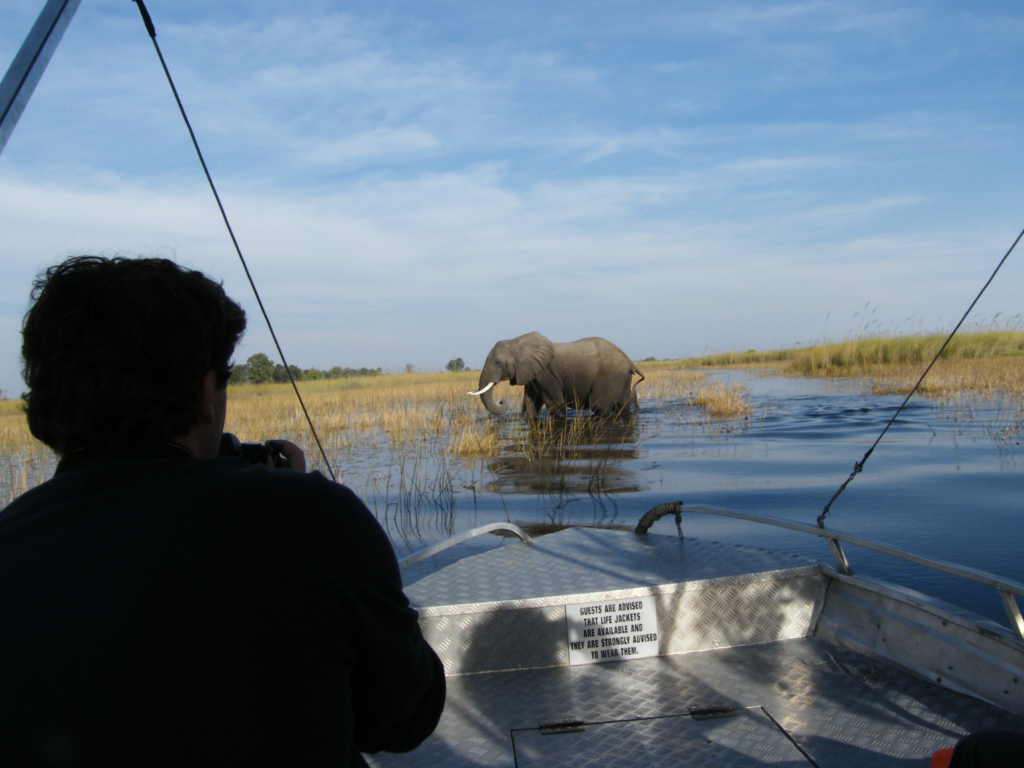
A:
[469,332,645,418]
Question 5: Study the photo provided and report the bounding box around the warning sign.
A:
[565,596,659,666]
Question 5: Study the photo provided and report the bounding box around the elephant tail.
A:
[628,365,645,414]
[630,364,645,390]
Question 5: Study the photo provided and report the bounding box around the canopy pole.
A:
[0,0,83,157]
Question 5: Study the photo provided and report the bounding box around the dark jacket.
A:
[0,443,445,766]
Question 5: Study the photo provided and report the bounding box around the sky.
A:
[1,0,1022,396]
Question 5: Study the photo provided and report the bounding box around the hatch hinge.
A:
[539,718,586,735]
[689,705,739,720]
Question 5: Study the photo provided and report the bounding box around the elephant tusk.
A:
[467,382,496,396]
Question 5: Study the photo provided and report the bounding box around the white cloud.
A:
[295,127,439,168]
[1,0,1022,393]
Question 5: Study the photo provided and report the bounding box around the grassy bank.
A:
[644,331,1024,398]
[4,329,1016,509]
[219,369,749,531]
[0,399,56,508]
[0,369,745,506]
[226,368,753,464]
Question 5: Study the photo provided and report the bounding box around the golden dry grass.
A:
[638,370,752,418]
[645,331,1024,402]
[0,399,55,507]
[689,382,753,417]
[3,339,1016,508]
[0,369,736,505]
[226,369,752,467]
[864,357,1024,397]
[224,371,515,468]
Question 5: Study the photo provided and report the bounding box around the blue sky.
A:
[1,1,1022,396]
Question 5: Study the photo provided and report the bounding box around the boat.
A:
[375,511,1024,766]
[5,4,1024,766]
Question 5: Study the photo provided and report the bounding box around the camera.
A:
[218,433,286,468]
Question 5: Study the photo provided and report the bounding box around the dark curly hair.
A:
[21,256,247,456]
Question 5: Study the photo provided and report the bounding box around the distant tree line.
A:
[229,353,382,385]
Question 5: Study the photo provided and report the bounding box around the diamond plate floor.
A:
[513,708,813,767]
[405,528,815,609]
[367,638,1024,767]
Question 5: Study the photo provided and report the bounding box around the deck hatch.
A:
[511,707,815,767]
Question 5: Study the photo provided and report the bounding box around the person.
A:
[0,256,445,766]
[931,730,1024,767]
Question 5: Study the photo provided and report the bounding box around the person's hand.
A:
[267,439,306,472]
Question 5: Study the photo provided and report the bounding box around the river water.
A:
[365,371,1023,630]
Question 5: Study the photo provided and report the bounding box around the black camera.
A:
[218,433,286,468]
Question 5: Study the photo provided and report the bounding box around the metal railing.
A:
[397,523,533,569]
[681,505,1024,641]
[396,508,1024,641]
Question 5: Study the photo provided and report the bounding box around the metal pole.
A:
[826,538,853,576]
[999,590,1024,642]
[0,0,83,157]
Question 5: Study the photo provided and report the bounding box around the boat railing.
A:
[681,505,1024,641]
[397,522,533,569]
[397,510,1024,642]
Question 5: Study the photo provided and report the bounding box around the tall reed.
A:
[649,330,1024,400]
[638,370,752,423]
[0,400,55,507]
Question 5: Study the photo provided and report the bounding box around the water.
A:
[349,371,1023,629]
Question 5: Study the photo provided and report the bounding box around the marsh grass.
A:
[783,331,1024,380]
[3,331,1016,517]
[708,332,1023,434]
[497,414,632,498]
[863,358,1024,438]
[689,382,753,417]
[0,369,758,513]
[650,330,1024,437]
[0,399,55,507]
[639,370,752,427]
[226,370,755,530]
[225,372,513,543]
[653,330,1024,390]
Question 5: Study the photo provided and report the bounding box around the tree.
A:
[247,353,275,384]
[271,363,303,383]
[228,363,249,384]
[445,358,465,372]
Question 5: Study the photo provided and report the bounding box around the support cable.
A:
[131,0,337,482]
[818,225,1024,528]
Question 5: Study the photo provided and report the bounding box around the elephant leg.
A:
[522,382,544,418]
[592,376,633,417]
[546,394,569,418]
[535,382,566,417]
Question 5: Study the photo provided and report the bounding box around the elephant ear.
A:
[511,332,554,384]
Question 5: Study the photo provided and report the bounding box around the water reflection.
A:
[486,414,643,496]
[359,370,1022,624]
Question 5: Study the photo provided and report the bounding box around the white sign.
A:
[565,596,659,666]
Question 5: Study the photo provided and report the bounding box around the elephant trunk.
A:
[480,385,507,416]
[478,365,507,416]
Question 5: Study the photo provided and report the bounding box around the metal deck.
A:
[371,638,1021,767]
[371,529,1024,767]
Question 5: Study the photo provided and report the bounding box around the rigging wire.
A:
[818,225,1024,528]
[131,0,337,483]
